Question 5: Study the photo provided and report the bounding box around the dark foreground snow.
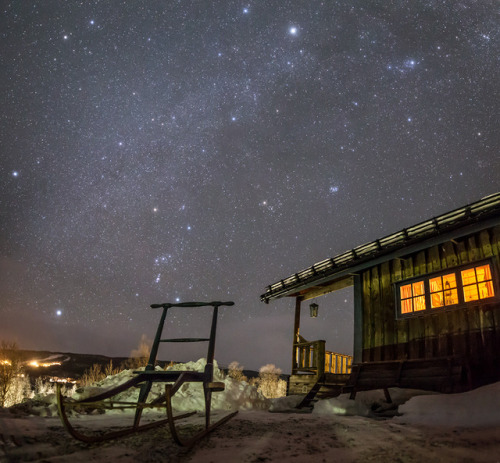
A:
[1,359,500,462]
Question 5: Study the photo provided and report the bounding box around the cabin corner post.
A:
[292,296,302,374]
[353,274,363,364]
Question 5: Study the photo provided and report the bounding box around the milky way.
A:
[1,1,498,372]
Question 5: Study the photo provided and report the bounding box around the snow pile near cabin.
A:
[72,358,270,414]
[311,388,435,417]
[395,381,500,427]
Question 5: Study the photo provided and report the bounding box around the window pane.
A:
[445,288,458,305]
[400,284,412,299]
[442,273,457,289]
[414,295,426,311]
[461,268,477,286]
[478,281,495,299]
[463,285,479,302]
[476,265,492,282]
[430,277,442,292]
[412,281,425,297]
[431,292,444,308]
[401,299,413,314]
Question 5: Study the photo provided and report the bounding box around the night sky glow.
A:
[1,1,498,372]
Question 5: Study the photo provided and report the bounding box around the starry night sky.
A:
[1,1,498,373]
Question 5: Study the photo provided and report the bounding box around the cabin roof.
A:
[261,193,500,303]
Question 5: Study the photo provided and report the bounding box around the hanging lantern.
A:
[309,302,319,318]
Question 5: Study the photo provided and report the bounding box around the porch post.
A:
[353,274,363,364]
[292,296,302,374]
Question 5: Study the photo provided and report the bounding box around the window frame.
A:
[395,259,498,319]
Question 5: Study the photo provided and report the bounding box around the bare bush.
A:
[0,341,23,407]
[228,361,247,382]
[104,360,121,377]
[33,378,76,398]
[80,363,106,387]
[124,334,152,370]
[79,359,124,387]
[256,364,287,399]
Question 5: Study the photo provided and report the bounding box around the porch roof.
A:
[261,192,500,303]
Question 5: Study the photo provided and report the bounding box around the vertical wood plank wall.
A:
[361,226,500,379]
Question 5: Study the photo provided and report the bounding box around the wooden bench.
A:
[345,357,470,402]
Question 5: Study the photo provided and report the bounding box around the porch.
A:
[288,336,353,396]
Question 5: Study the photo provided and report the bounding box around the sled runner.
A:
[57,300,238,446]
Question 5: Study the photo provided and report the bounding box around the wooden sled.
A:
[57,300,238,446]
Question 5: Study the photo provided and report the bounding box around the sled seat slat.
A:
[132,370,206,382]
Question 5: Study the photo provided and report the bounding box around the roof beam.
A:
[299,276,354,301]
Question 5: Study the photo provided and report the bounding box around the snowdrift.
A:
[72,358,270,414]
[9,356,500,429]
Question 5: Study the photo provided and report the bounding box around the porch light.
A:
[309,302,319,318]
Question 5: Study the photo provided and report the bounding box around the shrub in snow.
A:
[255,364,287,399]
[228,361,247,382]
[123,334,152,370]
[0,341,24,407]
[80,360,123,387]
[3,374,32,408]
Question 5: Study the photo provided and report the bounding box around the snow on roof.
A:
[261,192,500,302]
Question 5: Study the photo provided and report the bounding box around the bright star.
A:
[289,26,298,35]
[243,8,249,14]
[404,59,417,69]
[56,310,62,316]
[12,171,19,177]
[90,20,95,25]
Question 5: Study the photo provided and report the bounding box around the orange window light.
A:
[400,281,426,313]
[430,273,458,308]
[461,264,495,302]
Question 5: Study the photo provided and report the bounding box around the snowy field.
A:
[1,359,500,462]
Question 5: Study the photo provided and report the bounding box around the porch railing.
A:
[324,351,352,375]
[293,339,352,376]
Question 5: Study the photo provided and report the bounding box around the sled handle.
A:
[150,301,234,309]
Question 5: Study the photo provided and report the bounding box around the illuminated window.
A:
[461,264,495,302]
[429,273,458,308]
[400,281,426,313]
[397,260,496,318]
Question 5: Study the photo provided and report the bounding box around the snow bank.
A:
[71,358,270,414]
[269,388,434,416]
[11,355,500,430]
[395,382,500,427]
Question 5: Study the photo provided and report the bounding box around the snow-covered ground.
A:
[1,358,500,462]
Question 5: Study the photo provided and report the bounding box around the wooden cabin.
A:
[261,193,500,402]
